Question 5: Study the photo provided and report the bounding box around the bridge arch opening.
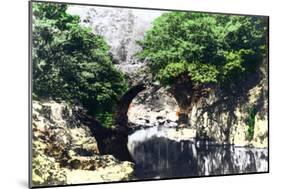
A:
[114,83,188,129]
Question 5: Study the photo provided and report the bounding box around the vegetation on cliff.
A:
[246,106,258,141]
[138,12,268,87]
[32,3,128,127]
[137,12,268,131]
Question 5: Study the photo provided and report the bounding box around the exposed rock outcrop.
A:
[188,62,268,148]
[32,100,134,187]
[128,62,268,148]
[67,6,162,78]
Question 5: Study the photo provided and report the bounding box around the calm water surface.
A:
[127,126,268,179]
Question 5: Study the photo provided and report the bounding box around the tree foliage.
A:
[246,106,257,141]
[32,2,127,124]
[138,12,268,86]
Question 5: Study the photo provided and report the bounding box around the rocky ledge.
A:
[127,62,268,148]
[32,100,134,187]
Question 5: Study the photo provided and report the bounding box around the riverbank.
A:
[32,100,134,187]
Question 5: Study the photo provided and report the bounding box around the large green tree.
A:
[138,12,267,123]
[138,12,267,86]
[32,3,127,126]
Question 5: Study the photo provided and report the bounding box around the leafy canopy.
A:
[138,12,267,86]
[32,3,127,124]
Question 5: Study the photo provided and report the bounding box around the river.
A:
[127,126,268,180]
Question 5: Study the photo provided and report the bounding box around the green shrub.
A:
[95,112,114,128]
[246,107,257,141]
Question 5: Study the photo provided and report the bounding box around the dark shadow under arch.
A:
[114,83,147,129]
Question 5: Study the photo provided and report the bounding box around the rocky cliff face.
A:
[188,61,268,148]
[32,100,134,186]
[127,62,268,148]
[67,6,162,83]
[128,61,268,148]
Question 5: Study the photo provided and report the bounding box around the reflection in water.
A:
[128,126,268,179]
